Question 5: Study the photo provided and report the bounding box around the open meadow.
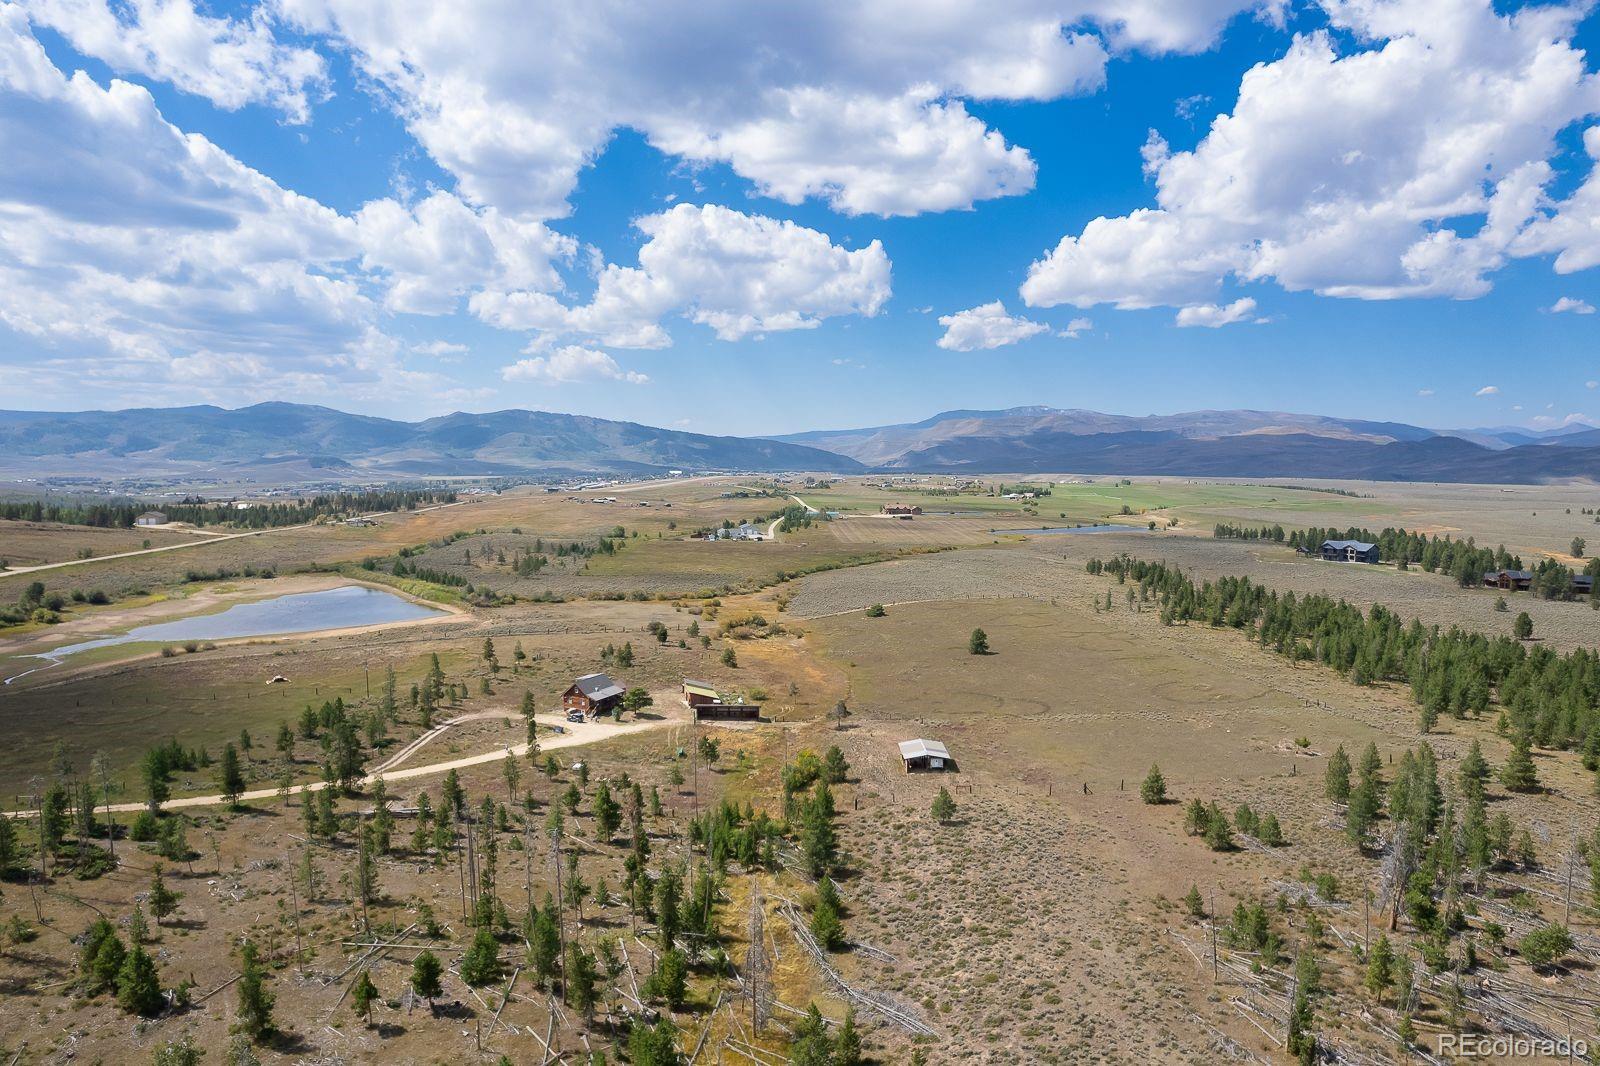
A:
[3,473,1600,1062]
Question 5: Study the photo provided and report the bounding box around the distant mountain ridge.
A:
[772,406,1600,483]
[3,402,1599,484]
[0,403,864,478]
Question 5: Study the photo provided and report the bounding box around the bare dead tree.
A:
[745,878,770,1035]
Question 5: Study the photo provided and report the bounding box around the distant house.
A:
[344,517,376,527]
[135,511,168,527]
[898,738,954,773]
[1574,574,1595,596]
[562,673,625,716]
[682,678,760,720]
[716,523,764,541]
[882,504,923,516]
[1483,569,1535,591]
[1320,539,1379,563]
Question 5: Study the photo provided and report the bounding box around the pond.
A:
[991,524,1151,535]
[5,585,443,684]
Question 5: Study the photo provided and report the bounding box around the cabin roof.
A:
[571,672,624,700]
[897,738,950,761]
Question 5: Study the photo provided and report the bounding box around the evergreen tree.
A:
[527,907,561,988]
[149,865,181,927]
[1514,611,1534,640]
[350,969,379,1026]
[116,943,163,1015]
[931,787,956,824]
[811,877,845,950]
[1364,934,1395,1004]
[649,948,687,1009]
[411,950,444,1013]
[234,939,275,1043]
[968,628,989,655]
[1140,764,1167,805]
[835,1007,863,1066]
[789,1004,833,1066]
[460,926,502,986]
[566,942,599,1021]
[1499,732,1540,793]
[1204,808,1235,852]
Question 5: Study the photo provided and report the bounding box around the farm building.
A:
[1483,569,1535,591]
[562,673,625,716]
[682,679,761,720]
[1320,539,1379,563]
[898,738,954,773]
[882,504,923,516]
[682,679,719,706]
[135,511,168,526]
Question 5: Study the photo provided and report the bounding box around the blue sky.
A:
[2,0,1599,436]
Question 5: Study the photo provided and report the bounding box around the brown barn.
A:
[683,679,760,720]
[882,504,922,516]
[563,673,625,716]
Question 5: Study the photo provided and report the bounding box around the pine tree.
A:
[411,950,444,1013]
[931,787,956,824]
[527,907,561,988]
[1499,732,1540,793]
[968,628,989,655]
[1204,808,1235,852]
[148,864,181,927]
[835,1007,863,1066]
[235,939,275,1042]
[649,948,687,1009]
[350,969,379,1026]
[116,943,163,1015]
[1364,934,1395,1004]
[811,877,845,950]
[1183,884,1205,918]
[566,942,599,1021]
[460,926,502,986]
[1140,764,1167,805]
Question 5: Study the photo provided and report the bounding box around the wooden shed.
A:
[694,702,761,722]
[682,679,719,707]
[898,738,954,773]
[562,672,625,716]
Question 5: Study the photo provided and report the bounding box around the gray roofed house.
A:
[898,738,953,772]
[1320,539,1379,563]
[563,672,626,715]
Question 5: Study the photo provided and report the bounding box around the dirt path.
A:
[5,709,677,817]
[766,494,812,539]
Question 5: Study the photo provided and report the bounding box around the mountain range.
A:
[773,407,1600,481]
[2,402,1599,484]
[0,403,862,479]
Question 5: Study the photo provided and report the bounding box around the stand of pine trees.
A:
[1089,554,1600,749]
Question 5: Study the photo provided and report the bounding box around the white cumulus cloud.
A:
[1549,295,1596,314]
[1021,0,1600,313]
[471,203,890,348]
[1175,297,1258,327]
[936,301,1049,350]
[501,346,648,385]
[274,0,1279,219]
[1475,385,1500,396]
[21,0,327,121]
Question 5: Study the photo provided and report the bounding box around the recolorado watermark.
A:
[1438,1033,1588,1058]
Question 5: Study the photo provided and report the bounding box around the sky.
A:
[2,0,1600,437]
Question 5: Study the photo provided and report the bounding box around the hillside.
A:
[0,403,864,479]
[775,407,1600,482]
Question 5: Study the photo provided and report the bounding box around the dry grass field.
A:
[4,474,1600,1062]
[0,520,196,568]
